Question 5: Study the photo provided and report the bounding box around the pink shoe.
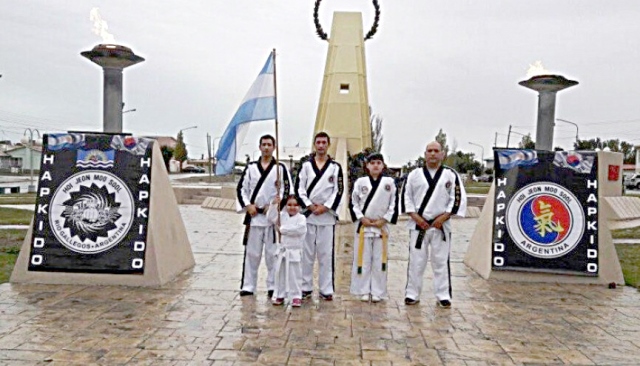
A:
[272,297,284,306]
[292,298,302,307]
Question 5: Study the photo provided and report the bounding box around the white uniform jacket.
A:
[350,176,399,236]
[236,159,292,227]
[267,204,307,249]
[295,156,344,225]
[402,166,467,234]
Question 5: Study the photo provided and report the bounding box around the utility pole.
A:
[506,125,512,148]
[206,133,212,182]
[494,132,498,148]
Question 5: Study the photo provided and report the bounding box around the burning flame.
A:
[526,61,550,78]
[90,8,115,43]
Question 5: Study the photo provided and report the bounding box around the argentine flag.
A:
[215,53,276,175]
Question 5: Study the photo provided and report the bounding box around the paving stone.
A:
[0,207,638,365]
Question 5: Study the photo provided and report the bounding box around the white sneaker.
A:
[371,295,382,303]
[360,294,370,302]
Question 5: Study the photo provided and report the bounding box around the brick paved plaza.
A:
[1,206,639,365]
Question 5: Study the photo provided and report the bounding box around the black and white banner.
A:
[28,133,153,274]
[492,149,599,275]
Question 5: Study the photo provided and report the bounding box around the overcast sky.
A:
[1,0,640,166]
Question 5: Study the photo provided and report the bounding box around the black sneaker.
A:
[437,299,451,308]
[404,297,419,305]
[239,291,254,297]
[267,290,274,298]
[319,293,333,301]
[302,291,313,300]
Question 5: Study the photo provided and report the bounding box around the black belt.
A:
[414,219,446,249]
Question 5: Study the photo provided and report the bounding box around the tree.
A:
[574,138,635,164]
[173,131,188,172]
[371,113,384,152]
[160,146,174,172]
[518,133,535,149]
[435,129,449,157]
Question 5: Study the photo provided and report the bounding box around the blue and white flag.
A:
[215,53,276,175]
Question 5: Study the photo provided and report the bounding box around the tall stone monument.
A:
[312,0,379,219]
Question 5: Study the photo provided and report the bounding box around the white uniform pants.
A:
[405,228,451,301]
[350,235,388,298]
[302,224,335,295]
[273,247,302,301]
[241,226,276,292]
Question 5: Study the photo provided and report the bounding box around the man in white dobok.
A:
[402,141,467,308]
[236,134,291,298]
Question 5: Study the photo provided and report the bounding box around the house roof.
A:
[143,136,178,149]
[4,145,43,153]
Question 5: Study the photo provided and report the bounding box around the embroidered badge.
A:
[385,184,391,191]
[328,176,334,183]
[361,186,369,194]
[445,181,452,189]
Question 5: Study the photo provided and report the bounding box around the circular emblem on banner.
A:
[385,184,391,191]
[49,170,134,254]
[506,182,584,259]
[328,176,334,183]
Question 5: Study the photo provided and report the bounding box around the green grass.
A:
[615,244,640,287]
[0,229,26,284]
[464,182,492,195]
[0,207,32,225]
[0,193,36,205]
[611,227,640,240]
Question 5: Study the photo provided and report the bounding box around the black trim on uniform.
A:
[329,162,344,212]
[307,158,332,197]
[390,179,399,224]
[236,164,251,208]
[240,231,249,289]
[414,166,444,248]
[447,232,452,299]
[279,163,292,211]
[294,163,307,209]
[400,177,407,214]
[356,175,381,232]
[331,227,336,294]
[450,169,462,215]
[242,160,276,225]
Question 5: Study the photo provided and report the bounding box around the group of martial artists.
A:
[236,133,467,308]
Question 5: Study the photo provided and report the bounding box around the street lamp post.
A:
[122,108,136,114]
[555,118,579,146]
[21,128,41,193]
[468,142,484,169]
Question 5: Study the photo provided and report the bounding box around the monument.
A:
[312,0,380,220]
[464,74,624,285]
[11,44,194,287]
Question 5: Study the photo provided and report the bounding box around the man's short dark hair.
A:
[366,152,384,163]
[259,134,276,145]
[314,131,330,144]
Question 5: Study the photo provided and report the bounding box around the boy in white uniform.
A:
[402,141,466,307]
[236,135,292,297]
[295,132,344,301]
[349,153,398,302]
[267,195,307,307]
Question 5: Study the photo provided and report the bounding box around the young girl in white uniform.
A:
[349,153,398,302]
[267,195,307,307]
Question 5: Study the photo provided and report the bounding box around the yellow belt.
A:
[357,227,388,274]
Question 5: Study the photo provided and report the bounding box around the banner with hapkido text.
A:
[492,149,598,276]
[28,133,153,274]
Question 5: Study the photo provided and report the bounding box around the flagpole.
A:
[272,48,282,242]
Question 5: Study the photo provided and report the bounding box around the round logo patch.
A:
[505,182,584,259]
[361,186,369,194]
[49,171,135,254]
[445,181,451,189]
[328,176,334,183]
[385,184,391,191]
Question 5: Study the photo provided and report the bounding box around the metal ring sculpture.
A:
[313,0,381,41]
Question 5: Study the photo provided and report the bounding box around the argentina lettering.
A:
[492,149,598,275]
[28,133,153,274]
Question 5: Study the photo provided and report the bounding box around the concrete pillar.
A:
[82,44,145,133]
[103,67,124,133]
[519,75,578,151]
